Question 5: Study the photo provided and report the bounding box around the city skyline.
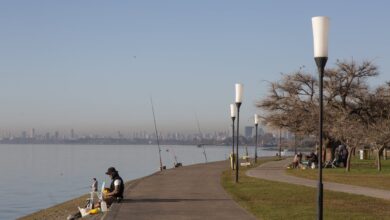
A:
[0,125,298,148]
[0,125,267,139]
[0,127,232,139]
[1,1,390,133]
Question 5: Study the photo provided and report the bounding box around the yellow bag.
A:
[89,208,101,214]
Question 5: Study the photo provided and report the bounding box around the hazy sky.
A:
[1,1,390,136]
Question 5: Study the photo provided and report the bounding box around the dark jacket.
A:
[110,173,124,199]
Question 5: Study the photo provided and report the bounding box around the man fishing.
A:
[103,167,124,206]
[91,178,98,192]
[67,168,124,219]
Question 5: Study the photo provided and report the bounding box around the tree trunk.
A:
[376,147,385,171]
[345,147,354,172]
[294,135,297,155]
[323,138,330,162]
[384,148,387,160]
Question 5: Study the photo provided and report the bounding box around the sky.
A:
[1,0,390,136]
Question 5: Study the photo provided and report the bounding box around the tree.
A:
[257,60,381,171]
[323,60,378,171]
[363,85,390,171]
[328,109,367,171]
[258,71,318,135]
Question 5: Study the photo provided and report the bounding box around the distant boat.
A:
[197,144,203,148]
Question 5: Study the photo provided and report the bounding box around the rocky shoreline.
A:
[18,193,91,220]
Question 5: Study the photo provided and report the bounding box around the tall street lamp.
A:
[230,104,237,170]
[254,114,259,163]
[235,83,243,183]
[312,16,329,220]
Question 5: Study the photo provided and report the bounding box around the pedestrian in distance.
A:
[91,178,98,192]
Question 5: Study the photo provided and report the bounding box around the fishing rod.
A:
[195,114,208,163]
[150,97,164,171]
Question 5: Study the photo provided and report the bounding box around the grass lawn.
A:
[221,158,390,220]
[287,157,390,190]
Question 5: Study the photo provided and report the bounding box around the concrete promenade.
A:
[247,158,390,200]
[103,161,257,220]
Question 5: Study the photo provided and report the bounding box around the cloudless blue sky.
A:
[1,0,390,136]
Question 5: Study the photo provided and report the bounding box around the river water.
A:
[0,144,284,219]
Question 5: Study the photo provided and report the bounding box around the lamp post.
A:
[230,104,237,170]
[254,114,259,163]
[312,16,329,220]
[235,83,243,183]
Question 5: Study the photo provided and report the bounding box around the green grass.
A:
[287,157,390,190]
[221,158,390,220]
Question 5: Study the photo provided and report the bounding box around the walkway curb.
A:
[246,158,390,200]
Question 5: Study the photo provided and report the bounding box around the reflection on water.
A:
[0,144,282,219]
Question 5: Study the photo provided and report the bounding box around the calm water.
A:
[0,144,283,219]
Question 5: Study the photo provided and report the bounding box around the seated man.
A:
[306,151,318,167]
[67,169,124,220]
[291,152,303,168]
[103,167,124,206]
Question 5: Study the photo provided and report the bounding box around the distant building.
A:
[258,127,265,136]
[70,129,75,139]
[30,128,35,138]
[45,132,50,140]
[244,126,254,138]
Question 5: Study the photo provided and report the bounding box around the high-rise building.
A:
[70,129,75,139]
[245,126,254,138]
[30,128,35,138]
[258,127,265,136]
[118,131,123,139]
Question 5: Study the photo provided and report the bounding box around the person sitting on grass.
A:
[291,152,303,168]
[306,151,318,168]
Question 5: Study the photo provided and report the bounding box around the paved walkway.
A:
[104,161,256,220]
[246,158,390,200]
